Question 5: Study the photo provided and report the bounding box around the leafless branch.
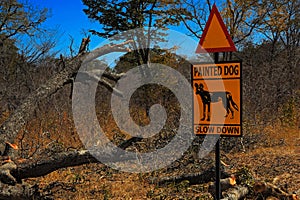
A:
[0,40,132,155]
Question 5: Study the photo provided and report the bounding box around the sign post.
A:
[193,4,241,200]
[214,53,221,200]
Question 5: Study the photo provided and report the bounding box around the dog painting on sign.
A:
[194,83,239,121]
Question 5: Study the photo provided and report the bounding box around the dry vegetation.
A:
[0,49,299,199]
[0,0,299,199]
[1,82,297,199]
[20,117,299,200]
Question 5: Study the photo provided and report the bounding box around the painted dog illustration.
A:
[195,83,239,121]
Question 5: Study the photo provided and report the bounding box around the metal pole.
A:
[214,52,221,200]
[216,139,221,200]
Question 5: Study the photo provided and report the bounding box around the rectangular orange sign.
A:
[192,61,242,136]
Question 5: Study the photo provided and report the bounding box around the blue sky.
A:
[28,0,216,64]
[31,0,104,54]
[30,0,198,58]
[27,0,242,57]
[28,0,217,58]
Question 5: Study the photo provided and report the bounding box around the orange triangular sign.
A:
[195,4,236,53]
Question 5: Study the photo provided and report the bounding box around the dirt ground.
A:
[25,125,299,200]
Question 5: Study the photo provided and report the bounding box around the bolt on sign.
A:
[192,61,242,136]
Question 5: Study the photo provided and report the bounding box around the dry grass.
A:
[31,164,154,200]
[227,125,300,194]
[1,106,299,199]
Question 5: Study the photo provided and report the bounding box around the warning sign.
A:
[195,4,236,53]
[192,61,242,136]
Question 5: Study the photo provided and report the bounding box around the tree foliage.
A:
[82,0,189,65]
[82,0,185,37]
[257,0,299,55]
[178,0,299,49]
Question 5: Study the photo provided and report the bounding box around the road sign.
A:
[192,61,242,136]
[195,4,237,53]
[193,5,241,200]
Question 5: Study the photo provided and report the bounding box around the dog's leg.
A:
[222,97,229,117]
[226,92,238,119]
[226,96,234,119]
[225,110,229,117]
[201,113,206,121]
[227,103,234,119]
[231,107,235,119]
[225,103,229,117]
[207,103,211,121]
[201,103,206,121]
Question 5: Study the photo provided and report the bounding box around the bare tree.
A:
[176,0,213,39]
[0,38,132,198]
[0,0,47,43]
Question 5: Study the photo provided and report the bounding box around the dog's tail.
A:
[227,92,239,111]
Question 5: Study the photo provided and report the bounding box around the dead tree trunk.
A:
[0,182,40,200]
[0,150,129,199]
[208,175,237,196]
[254,181,298,200]
[0,148,133,185]
[221,185,249,200]
[0,41,131,155]
[12,149,135,181]
[0,142,136,199]
[152,167,230,185]
[0,40,131,198]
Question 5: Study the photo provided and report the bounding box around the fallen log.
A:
[10,148,136,180]
[208,175,237,196]
[254,181,299,200]
[152,167,230,185]
[0,135,140,185]
[0,138,138,199]
[0,161,17,185]
[221,185,249,200]
[0,182,40,200]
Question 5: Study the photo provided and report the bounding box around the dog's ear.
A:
[195,83,198,88]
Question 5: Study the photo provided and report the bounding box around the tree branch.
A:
[151,167,230,185]
[76,71,123,96]
[221,185,249,200]
[0,182,39,200]
[0,147,136,187]
[0,41,131,155]
[253,181,299,200]
[11,149,133,180]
